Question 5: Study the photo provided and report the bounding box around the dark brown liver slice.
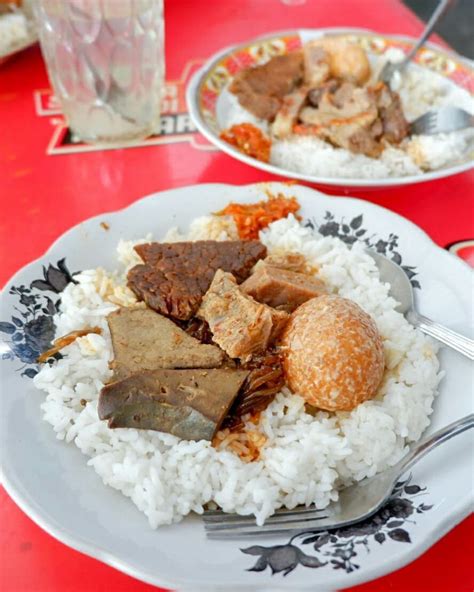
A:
[128,240,267,320]
[98,368,249,440]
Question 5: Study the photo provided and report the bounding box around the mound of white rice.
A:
[222,47,474,178]
[34,216,442,527]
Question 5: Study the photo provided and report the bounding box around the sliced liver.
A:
[98,368,248,441]
[107,306,224,380]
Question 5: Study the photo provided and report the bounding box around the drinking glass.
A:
[34,0,165,144]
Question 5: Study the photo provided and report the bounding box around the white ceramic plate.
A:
[1,182,473,592]
[186,28,474,189]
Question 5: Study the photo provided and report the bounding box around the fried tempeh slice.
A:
[128,240,267,320]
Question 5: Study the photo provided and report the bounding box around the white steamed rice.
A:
[222,47,474,178]
[34,216,442,527]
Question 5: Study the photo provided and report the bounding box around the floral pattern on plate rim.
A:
[241,476,432,576]
[0,214,429,577]
[0,259,77,378]
[198,31,474,133]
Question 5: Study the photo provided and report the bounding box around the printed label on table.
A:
[33,60,216,155]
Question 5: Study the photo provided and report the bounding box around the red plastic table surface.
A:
[1,1,473,591]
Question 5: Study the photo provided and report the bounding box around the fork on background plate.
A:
[203,414,473,538]
[410,107,474,136]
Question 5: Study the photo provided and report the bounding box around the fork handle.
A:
[397,413,474,475]
[408,311,474,360]
[403,0,453,66]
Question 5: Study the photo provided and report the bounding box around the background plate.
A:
[187,28,474,190]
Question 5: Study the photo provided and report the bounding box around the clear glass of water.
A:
[34,0,165,144]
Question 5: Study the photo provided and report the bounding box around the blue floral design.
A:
[305,212,420,288]
[0,259,77,378]
[241,476,432,576]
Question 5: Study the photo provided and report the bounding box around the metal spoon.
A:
[368,250,474,360]
[379,0,454,84]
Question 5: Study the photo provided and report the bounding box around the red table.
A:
[1,1,473,590]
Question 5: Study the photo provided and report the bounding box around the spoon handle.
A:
[410,312,474,360]
[397,413,474,475]
[402,0,453,66]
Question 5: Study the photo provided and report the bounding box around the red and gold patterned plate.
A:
[187,28,474,189]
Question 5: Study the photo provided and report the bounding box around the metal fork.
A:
[203,414,473,538]
[410,106,474,135]
[379,0,453,84]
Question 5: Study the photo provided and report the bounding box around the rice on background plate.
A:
[33,214,442,528]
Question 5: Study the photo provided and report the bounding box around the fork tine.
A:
[203,505,327,522]
[205,516,331,538]
[204,510,329,531]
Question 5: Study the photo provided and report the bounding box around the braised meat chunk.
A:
[241,264,327,312]
[229,52,304,121]
[375,83,409,144]
[298,82,382,157]
[197,270,289,362]
[128,240,267,320]
[272,86,309,139]
[107,306,224,380]
[99,368,249,440]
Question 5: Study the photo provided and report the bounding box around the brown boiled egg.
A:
[280,295,385,411]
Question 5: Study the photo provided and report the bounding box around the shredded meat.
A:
[296,81,407,157]
[177,318,215,345]
[272,86,309,139]
[374,83,409,144]
[221,351,285,431]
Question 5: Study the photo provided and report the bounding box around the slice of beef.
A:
[197,270,289,362]
[376,84,409,144]
[299,84,382,157]
[128,240,267,320]
[229,52,304,121]
[107,306,224,380]
[272,86,309,139]
[98,368,249,441]
[307,79,339,108]
[240,264,328,312]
